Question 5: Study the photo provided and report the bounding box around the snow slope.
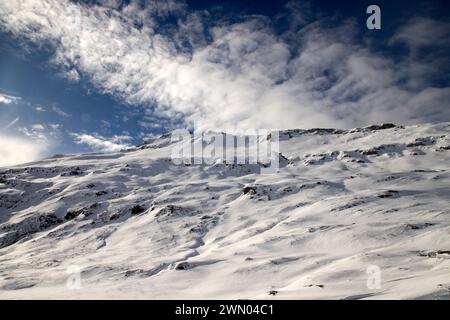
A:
[1,122,450,299]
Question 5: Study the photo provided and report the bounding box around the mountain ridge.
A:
[0,122,450,299]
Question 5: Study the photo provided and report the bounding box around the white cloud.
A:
[71,133,130,152]
[19,125,47,140]
[49,123,61,130]
[0,0,449,130]
[31,123,45,131]
[66,68,80,81]
[110,134,133,144]
[0,93,20,105]
[0,135,48,167]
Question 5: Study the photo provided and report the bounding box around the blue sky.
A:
[1,0,450,166]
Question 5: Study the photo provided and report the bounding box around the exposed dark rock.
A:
[367,123,396,130]
[131,205,145,215]
[407,137,436,147]
[360,144,403,156]
[65,203,100,220]
[175,262,191,270]
[109,213,120,221]
[405,223,434,230]
[279,128,346,140]
[243,186,257,195]
[304,284,324,288]
[331,199,366,212]
[189,224,206,233]
[0,214,63,249]
[420,250,450,258]
[61,167,84,177]
[154,205,190,219]
[378,190,399,198]
[361,149,379,156]
[64,210,80,220]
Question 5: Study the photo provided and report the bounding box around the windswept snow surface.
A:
[1,123,450,299]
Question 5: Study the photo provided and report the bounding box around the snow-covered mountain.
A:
[1,122,450,299]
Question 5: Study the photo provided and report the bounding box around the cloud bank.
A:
[0,109,61,166]
[0,135,48,167]
[1,0,450,130]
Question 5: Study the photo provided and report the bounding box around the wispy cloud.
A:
[19,123,48,141]
[70,133,131,152]
[6,117,19,129]
[390,17,450,50]
[1,0,449,130]
[52,106,71,118]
